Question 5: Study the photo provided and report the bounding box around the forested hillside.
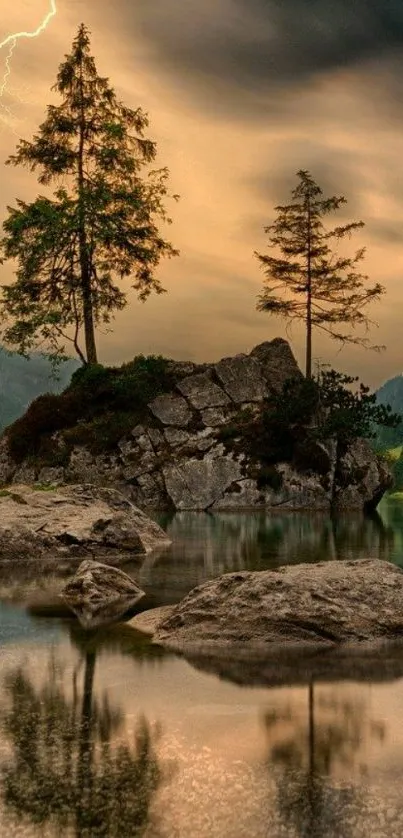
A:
[373,375,403,492]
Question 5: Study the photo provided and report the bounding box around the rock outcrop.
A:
[0,339,391,511]
[0,483,170,565]
[153,559,403,655]
[62,559,145,629]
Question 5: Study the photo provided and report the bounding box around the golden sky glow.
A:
[1,1,403,386]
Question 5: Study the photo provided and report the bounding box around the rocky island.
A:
[0,339,392,512]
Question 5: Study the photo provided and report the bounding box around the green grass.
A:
[385,444,403,462]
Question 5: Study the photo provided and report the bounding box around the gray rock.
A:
[214,353,267,403]
[184,428,215,452]
[250,338,302,391]
[166,360,199,378]
[136,472,169,509]
[66,449,123,487]
[122,450,157,480]
[334,438,393,511]
[164,427,214,454]
[36,467,65,485]
[136,433,154,452]
[0,483,170,566]
[147,427,164,448]
[154,558,403,654]
[12,463,37,485]
[131,424,146,438]
[163,455,242,509]
[0,437,16,485]
[201,407,227,427]
[267,463,331,510]
[211,479,264,508]
[62,559,145,629]
[148,393,193,427]
[164,427,191,446]
[177,371,230,409]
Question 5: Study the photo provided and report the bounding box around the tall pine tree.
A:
[255,170,384,378]
[0,24,179,364]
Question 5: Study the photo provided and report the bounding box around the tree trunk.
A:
[306,198,312,379]
[77,53,98,365]
[306,298,312,379]
[81,265,98,365]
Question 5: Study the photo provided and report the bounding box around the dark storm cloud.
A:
[246,141,365,214]
[124,0,403,113]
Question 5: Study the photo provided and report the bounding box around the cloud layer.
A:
[0,0,402,386]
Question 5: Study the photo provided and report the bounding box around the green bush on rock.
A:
[5,354,174,463]
[218,369,401,481]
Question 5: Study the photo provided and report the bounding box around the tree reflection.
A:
[0,648,165,837]
[264,682,386,837]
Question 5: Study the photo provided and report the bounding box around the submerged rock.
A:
[0,483,170,566]
[154,559,403,654]
[62,559,145,629]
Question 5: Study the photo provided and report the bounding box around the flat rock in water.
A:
[62,559,145,629]
[0,483,170,566]
[154,559,403,653]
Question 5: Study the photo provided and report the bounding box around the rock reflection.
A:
[0,645,165,837]
[264,683,387,837]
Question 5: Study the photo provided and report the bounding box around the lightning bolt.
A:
[0,1,57,133]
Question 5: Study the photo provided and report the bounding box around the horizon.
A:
[1,1,403,389]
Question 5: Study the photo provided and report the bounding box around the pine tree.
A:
[0,24,179,365]
[254,170,384,378]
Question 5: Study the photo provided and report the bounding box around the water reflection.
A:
[0,504,400,610]
[143,509,395,601]
[0,641,166,837]
[2,626,403,837]
[264,683,386,838]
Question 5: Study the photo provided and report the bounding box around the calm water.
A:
[2,498,403,836]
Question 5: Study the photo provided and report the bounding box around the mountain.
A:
[0,348,79,432]
[373,374,403,451]
[376,375,403,414]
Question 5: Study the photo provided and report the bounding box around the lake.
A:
[1,497,403,837]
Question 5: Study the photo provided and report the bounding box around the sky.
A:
[1,1,403,387]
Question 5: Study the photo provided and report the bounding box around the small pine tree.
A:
[0,24,179,365]
[254,170,384,378]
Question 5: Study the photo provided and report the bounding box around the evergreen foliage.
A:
[0,24,179,365]
[218,371,401,479]
[255,170,384,378]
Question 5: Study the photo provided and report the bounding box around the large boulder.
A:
[214,353,267,403]
[176,371,231,409]
[0,483,170,566]
[153,559,403,654]
[250,337,303,391]
[162,453,242,510]
[334,438,394,511]
[62,560,145,629]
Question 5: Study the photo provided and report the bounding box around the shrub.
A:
[5,354,173,464]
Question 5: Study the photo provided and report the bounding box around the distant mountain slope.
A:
[377,375,403,414]
[374,374,403,451]
[0,348,79,431]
